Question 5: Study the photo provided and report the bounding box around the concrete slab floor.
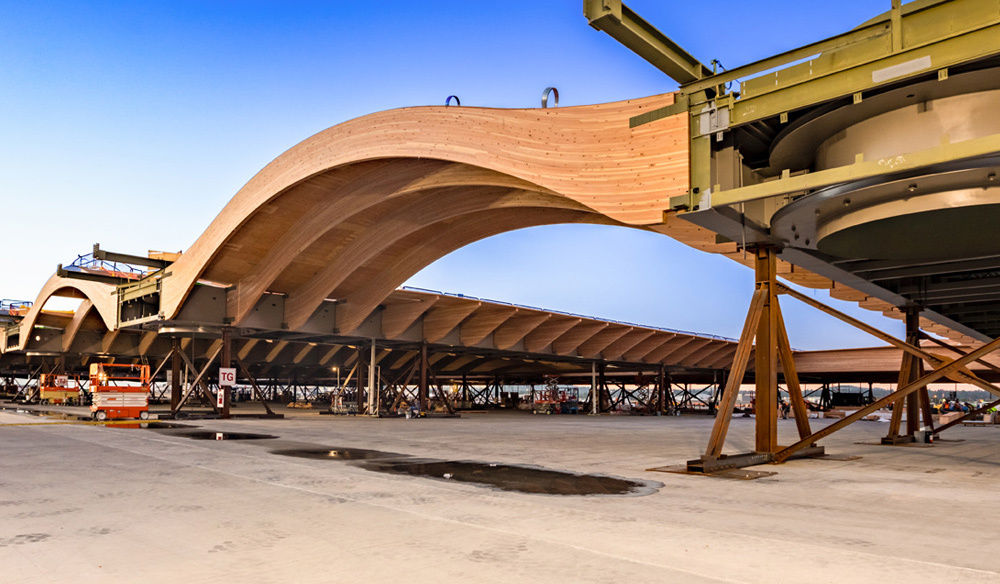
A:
[1,405,998,583]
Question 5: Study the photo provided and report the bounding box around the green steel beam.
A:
[680,21,892,99]
[730,22,1000,127]
[118,274,164,304]
[628,94,688,128]
[692,0,1000,126]
[584,0,711,85]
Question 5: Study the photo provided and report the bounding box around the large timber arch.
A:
[8,275,117,353]
[158,93,690,336]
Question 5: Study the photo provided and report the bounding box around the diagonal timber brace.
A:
[779,285,1000,401]
[775,334,1000,462]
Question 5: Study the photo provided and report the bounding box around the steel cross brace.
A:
[172,344,222,415]
[427,366,456,415]
[234,358,276,415]
[387,356,420,413]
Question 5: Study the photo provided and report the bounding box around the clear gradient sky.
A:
[1,1,908,349]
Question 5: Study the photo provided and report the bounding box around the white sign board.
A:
[218,367,236,409]
[219,367,236,387]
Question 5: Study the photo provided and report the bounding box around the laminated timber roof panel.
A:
[7,80,980,372]
[793,344,1000,376]
[2,278,748,376]
[329,208,613,335]
[373,288,740,369]
[0,280,745,376]
[600,329,657,361]
[159,92,689,331]
[493,313,552,350]
[8,275,117,353]
[380,293,438,339]
[622,333,675,362]
[144,87,971,347]
[576,326,633,358]
[422,298,482,343]
[459,305,519,347]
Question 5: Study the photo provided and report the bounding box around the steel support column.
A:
[657,365,665,413]
[590,362,598,415]
[419,343,429,411]
[368,339,376,415]
[221,327,233,418]
[170,337,181,410]
[906,313,923,436]
[356,346,366,414]
[598,363,608,413]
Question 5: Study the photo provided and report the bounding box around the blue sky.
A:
[1,1,907,349]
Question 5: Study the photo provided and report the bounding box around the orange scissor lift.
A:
[39,373,82,405]
[89,363,150,421]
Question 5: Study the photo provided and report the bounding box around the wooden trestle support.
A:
[688,245,1000,473]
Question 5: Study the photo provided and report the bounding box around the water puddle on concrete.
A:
[362,460,659,496]
[270,447,660,496]
[0,407,91,422]
[272,447,408,460]
[110,422,191,430]
[172,431,278,441]
[36,413,92,422]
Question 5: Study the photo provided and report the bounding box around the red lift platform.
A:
[39,373,81,405]
[89,363,150,421]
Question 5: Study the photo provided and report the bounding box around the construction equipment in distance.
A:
[38,373,80,405]
[533,377,581,415]
[89,363,150,421]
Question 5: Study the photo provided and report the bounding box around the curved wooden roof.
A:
[159,93,689,334]
[5,275,116,352]
[1,90,974,369]
[153,89,968,344]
